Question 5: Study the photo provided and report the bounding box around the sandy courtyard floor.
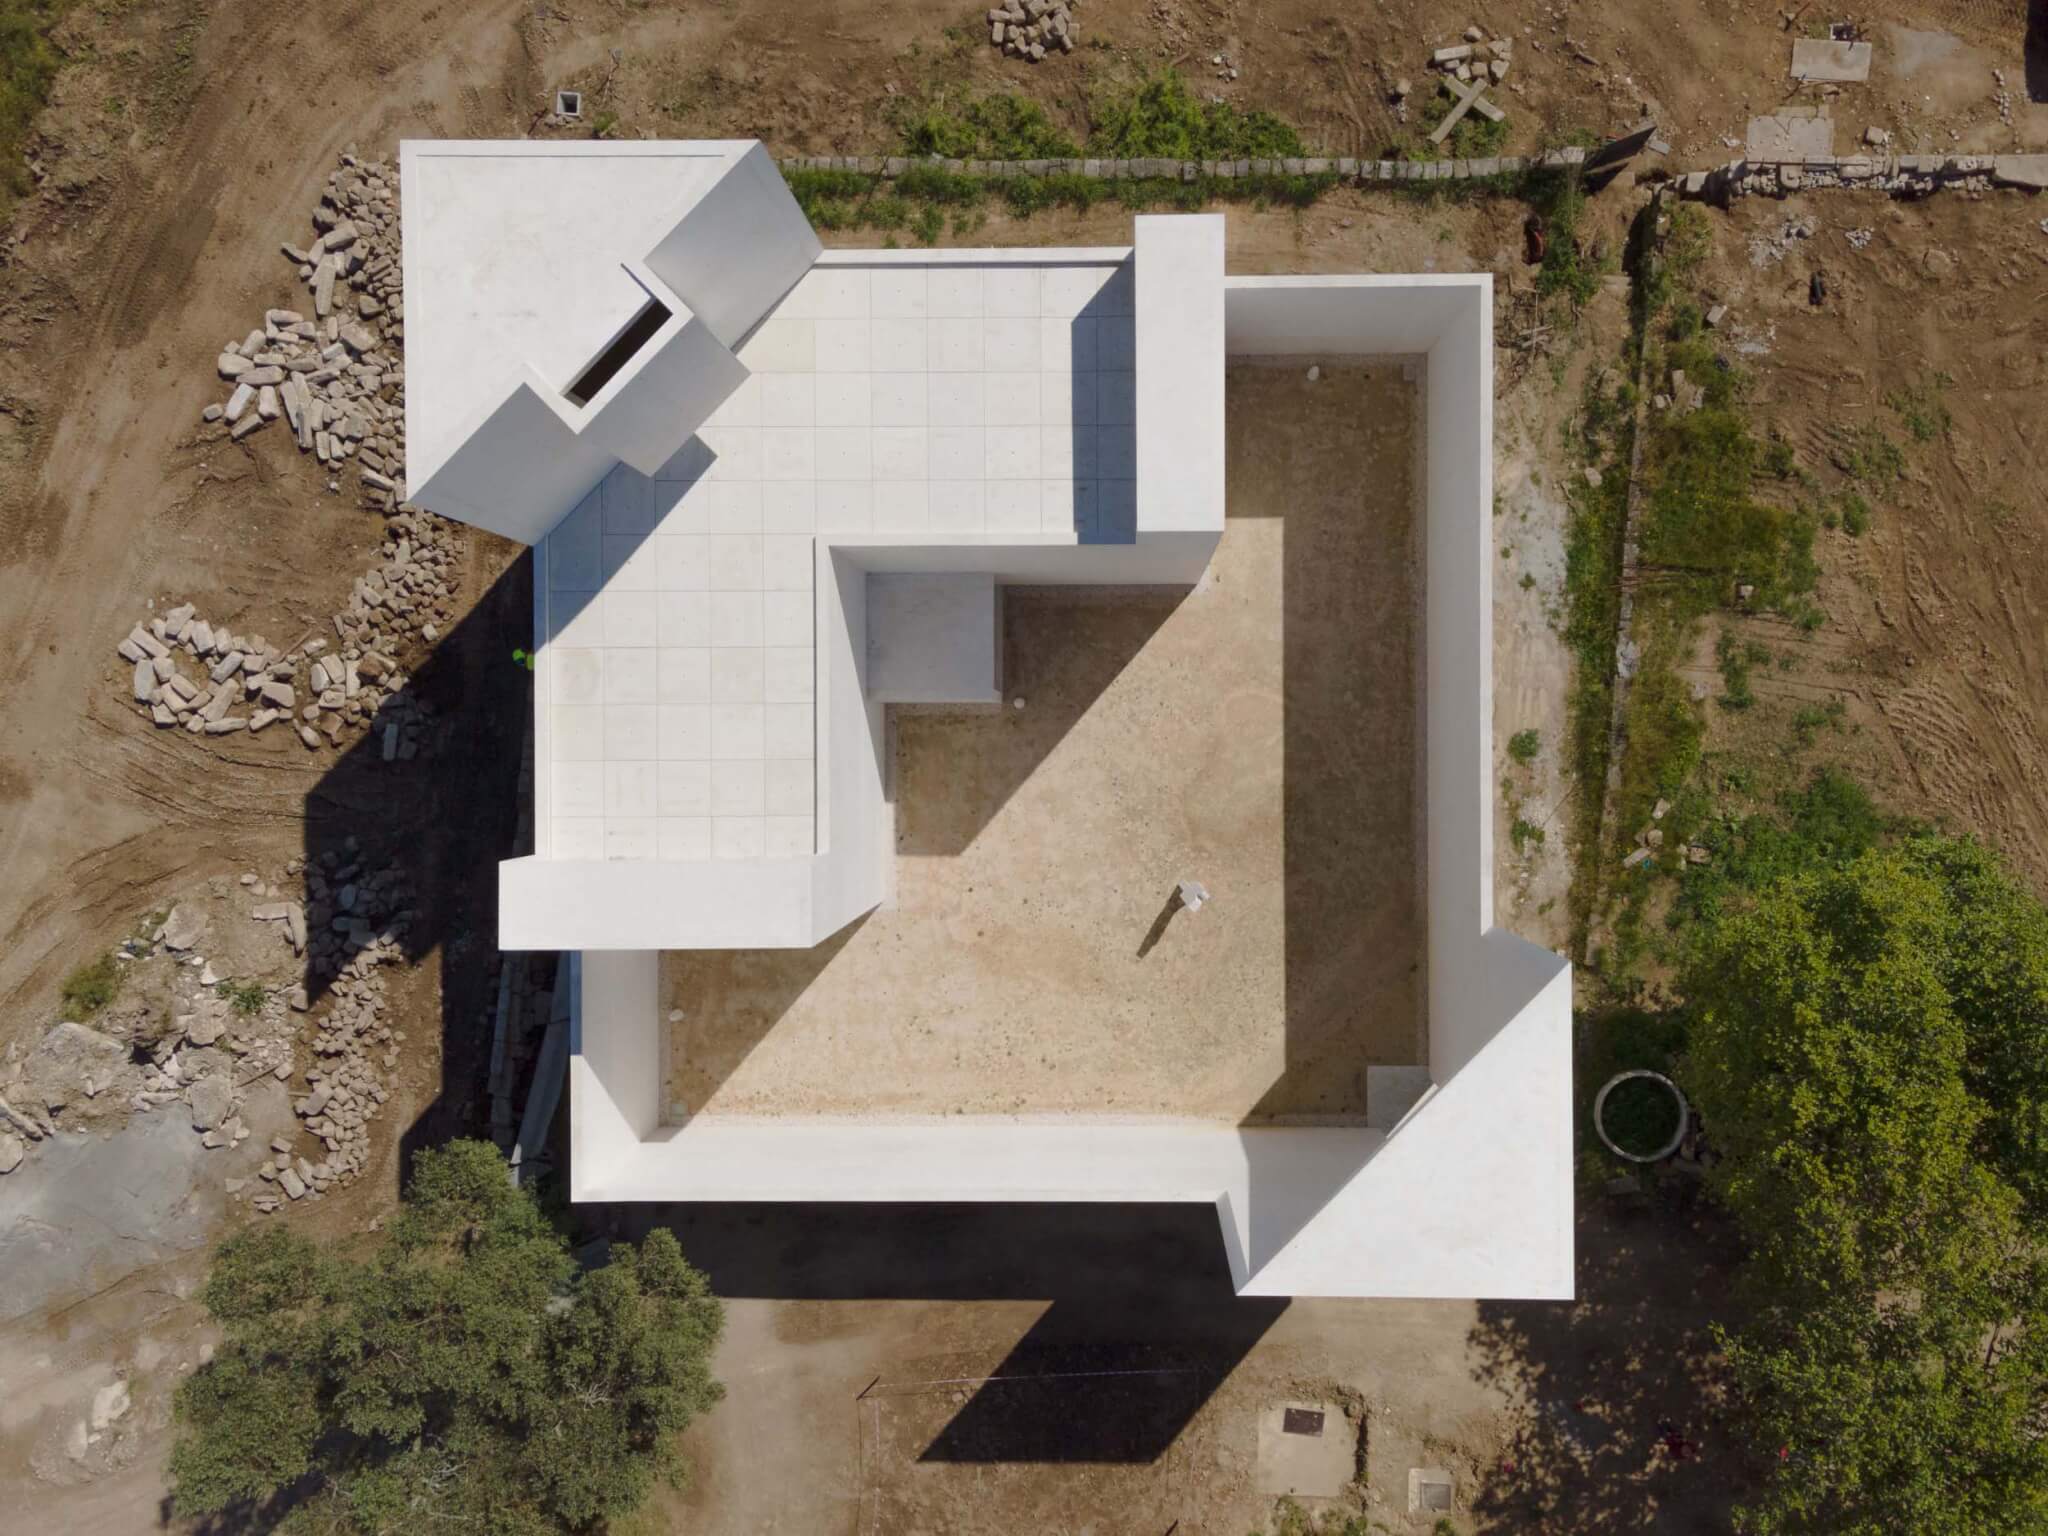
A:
[664,361,1422,1122]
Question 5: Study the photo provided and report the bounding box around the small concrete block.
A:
[1790,38,1872,83]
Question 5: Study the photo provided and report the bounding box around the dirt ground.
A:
[1667,192,2048,894]
[666,361,1421,1124]
[0,0,2040,1530]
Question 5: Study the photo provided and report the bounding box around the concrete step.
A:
[1365,1065,1433,1130]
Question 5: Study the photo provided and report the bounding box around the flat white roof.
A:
[535,253,1136,864]
[400,142,747,496]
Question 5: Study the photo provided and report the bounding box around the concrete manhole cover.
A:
[1256,1401,1352,1497]
[1408,1467,1455,1513]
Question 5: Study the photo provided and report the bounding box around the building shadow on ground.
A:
[591,1199,1286,1464]
[2028,0,2048,102]
[295,545,534,1178]
[1462,1188,1751,1532]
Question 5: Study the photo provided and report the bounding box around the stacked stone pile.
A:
[987,0,1077,60]
[116,509,457,758]
[1428,25,1513,86]
[252,849,416,1212]
[202,152,407,511]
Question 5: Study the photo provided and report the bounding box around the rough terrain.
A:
[0,0,2040,1531]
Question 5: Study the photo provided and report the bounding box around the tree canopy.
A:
[169,1139,724,1535]
[1681,836,2048,1535]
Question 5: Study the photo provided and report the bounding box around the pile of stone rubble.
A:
[986,0,1077,60]
[117,508,456,758]
[0,860,420,1203]
[252,848,418,1212]
[202,152,407,511]
[1678,151,2048,203]
[1427,25,1513,87]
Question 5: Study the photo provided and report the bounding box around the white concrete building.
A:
[401,138,1573,1299]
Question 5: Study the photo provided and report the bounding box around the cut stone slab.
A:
[1790,38,1872,82]
[1994,155,2048,190]
[1747,112,1835,161]
[1255,1401,1352,1497]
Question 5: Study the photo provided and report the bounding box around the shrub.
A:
[60,952,119,1018]
[214,979,266,1016]
[1508,728,1542,765]
[1086,68,1305,160]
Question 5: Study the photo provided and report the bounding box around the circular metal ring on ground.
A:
[1593,1069,1689,1163]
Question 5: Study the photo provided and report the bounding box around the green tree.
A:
[1681,837,2048,1535]
[169,1140,723,1534]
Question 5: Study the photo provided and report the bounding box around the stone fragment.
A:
[161,904,205,951]
[188,1074,233,1131]
[186,1011,226,1047]
[0,1133,22,1174]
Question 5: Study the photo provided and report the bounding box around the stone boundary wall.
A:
[1674,151,2048,202]
[778,147,1587,185]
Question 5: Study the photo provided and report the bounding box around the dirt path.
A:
[0,0,537,1024]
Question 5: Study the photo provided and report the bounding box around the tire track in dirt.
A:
[0,0,532,1020]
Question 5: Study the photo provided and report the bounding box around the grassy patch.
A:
[214,979,265,1017]
[1561,372,1635,940]
[1829,422,1905,483]
[1508,727,1542,765]
[1530,171,1599,306]
[783,164,1337,242]
[1884,371,1951,443]
[1667,766,1893,938]
[1086,68,1304,160]
[61,951,120,1019]
[1412,81,1509,160]
[894,86,1077,160]
[1715,629,1769,711]
[0,0,73,218]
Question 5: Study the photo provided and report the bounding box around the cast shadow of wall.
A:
[595,1198,1286,1465]
[1463,1188,1749,1531]
[295,547,534,1173]
[2028,0,2048,102]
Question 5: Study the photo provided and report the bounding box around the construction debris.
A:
[115,509,457,757]
[206,152,407,513]
[1789,37,1872,83]
[986,0,1078,61]
[1747,107,1835,162]
[251,851,419,1212]
[1679,151,2048,205]
[1422,28,1510,144]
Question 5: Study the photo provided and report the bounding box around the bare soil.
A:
[1677,191,2048,889]
[0,0,2038,1531]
